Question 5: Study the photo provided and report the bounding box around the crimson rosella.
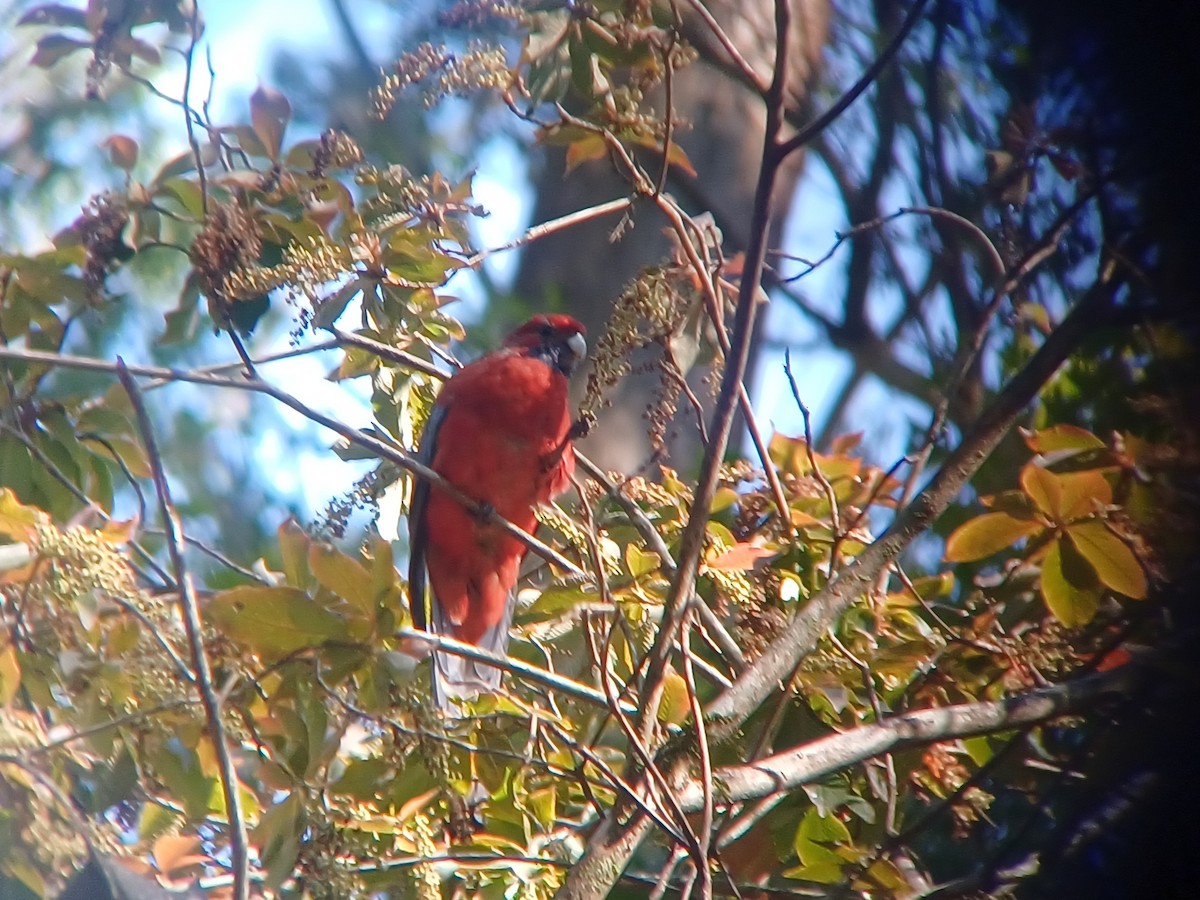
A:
[408,314,587,708]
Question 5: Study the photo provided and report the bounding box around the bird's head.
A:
[504,314,587,377]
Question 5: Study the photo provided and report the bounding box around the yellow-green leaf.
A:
[1066,520,1147,599]
[309,542,374,618]
[657,671,690,726]
[1056,470,1112,518]
[137,803,179,843]
[624,544,662,579]
[1021,463,1111,521]
[0,488,46,541]
[1021,424,1105,455]
[521,585,594,622]
[1040,536,1101,627]
[783,861,844,884]
[207,586,350,654]
[1021,463,1062,517]
[945,512,1042,562]
[798,806,852,844]
[278,518,311,589]
[0,641,21,706]
[564,133,608,174]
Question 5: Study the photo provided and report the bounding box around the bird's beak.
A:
[566,331,587,362]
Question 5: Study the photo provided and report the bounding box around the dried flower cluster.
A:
[78,192,130,299]
[372,41,509,117]
[583,267,703,457]
[308,128,364,179]
[437,0,528,29]
[188,200,263,315]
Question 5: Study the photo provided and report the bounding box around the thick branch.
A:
[681,669,1129,810]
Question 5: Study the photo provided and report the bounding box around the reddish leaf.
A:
[250,84,291,160]
[707,541,776,571]
[564,133,608,174]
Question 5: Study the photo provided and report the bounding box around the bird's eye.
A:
[538,322,554,338]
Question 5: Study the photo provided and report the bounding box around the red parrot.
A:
[408,314,587,708]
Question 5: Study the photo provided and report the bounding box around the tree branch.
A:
[705,271,1124,733]
[116,361,249,900]
[680,669,1129,810]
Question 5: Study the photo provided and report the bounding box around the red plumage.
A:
[408,314,586,708]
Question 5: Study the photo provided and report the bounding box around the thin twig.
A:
[29,700,197,756]
[395,628,631,712]
[677,0,769,93]
[783,351,843,560]
[680,606,715,900]
[464,198,634,269]
[116,361,249,900]
[705,272,1126,732]
[777,0,931,159]
[181,3,208,215]
[329,327,448,379]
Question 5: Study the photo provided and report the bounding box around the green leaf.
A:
[1040,535,1101,627]
[137,803,180,843]
[151,744,214,819]
[206,586,350,654]
[158,271,201,345]
[798,806,852,845]
[520,585,594,622]
[312,277,365,330]
[526,786,557,830]
[962,736,994,766]
[657,671,690,726]
[1066,520,1147,599]
[329,757,394,799]
[944,511,1042,562]
[783,860,844,884]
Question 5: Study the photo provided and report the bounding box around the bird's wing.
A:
[407,403,446,633]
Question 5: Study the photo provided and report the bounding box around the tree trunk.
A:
[514,0,831,473]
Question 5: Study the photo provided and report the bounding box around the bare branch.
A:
[116,361,249,900]
[679,669,1129,810]
[777,0,931,159]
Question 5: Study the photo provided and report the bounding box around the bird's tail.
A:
[430,591,514,713]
